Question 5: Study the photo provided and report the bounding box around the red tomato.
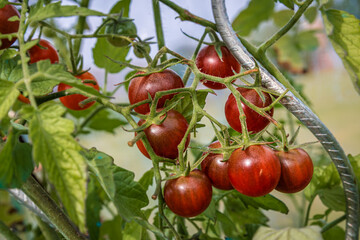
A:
[0,5,20,50]
[228,145,281,197]
[58,72,100,111]
[128,69,184,114]
[275,148,313,193]
[18,94,31,104]
[201,141,233,190]
[196,45,240,90]
[136,110,190,159]
[225,87,274,134]
[164,170,212,217]
[28,39,59,64]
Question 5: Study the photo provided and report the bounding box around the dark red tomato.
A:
[228,145,281,197]
[128,69,184,114]
[136,110,190,159]
[201,141,233,190]
[225,87,273,134]
[275,148,313,193]
[0,5,20,50]
[164,169,212,217]
[196,45,240,90]
[28,39,59,64]
[58,71,100,111]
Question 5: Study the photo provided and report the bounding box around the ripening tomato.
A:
[136,110,190,159]
[28,39,59,64]
[0,5,20,50]
[164,170,212,217]
[275,148,313,193]
[105,18,137,47]
[58,71,100,111]
[201,141,233,190]
[18,93,31,104]
[196,45,240,90]
[225,87,274,134]
[228,145,281,197]
[128,69,184,114]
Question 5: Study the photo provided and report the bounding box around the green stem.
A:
[303,196,315,226]
[21,176,86,240]
[73,0,90,57]
[321,214,346,233]
[0,220,21,240]
[36,216,61,240]
[258,0,314,54]
[152,0,167,63]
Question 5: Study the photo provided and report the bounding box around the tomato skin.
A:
[164,170,212,217]
[225,87,274,134]
[105,19,137,47]
[201,141,233,190]
[18,94,31,104]
[275,148,313,193]
[58,72,100,111]
[0,5,20,50]
[28,39,59,64]
[196,45,240,90]
[136,110,190,159]
[228,145,281,197]
[128,69,184,114]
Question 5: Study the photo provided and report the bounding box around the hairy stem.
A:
[153,0,167,63]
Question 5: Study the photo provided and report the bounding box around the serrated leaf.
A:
[305,6,318,23]
[0,130,33,189]
[0,80,19,120]
[28,1,105,23]
[26,102,87,232]
[318,186,346,211]
[87,109,127,134]
[253,226,323,240]
[0,49,18,60]
[138,168,154,191]
[273,10,294,27]
[322,9,360,94]
[0,58,18,81]
[232,0,275,36]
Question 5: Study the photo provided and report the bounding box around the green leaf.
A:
[275,0,294,10]
[138,168,154,191]
[322,9,360,94]
[99,216,123,239]
[122,209,153,240]
[26,102,87,232]
[202,198,217,222]
[348,154,360,192]
[234,192,289,214]
[0,49,18,61]
[273,10,294,27]
[305,6,318,23]
[86,176,104,240]
[253,226,323,240]
[109,0,132,17]
[322,226,345,240]
[0,80,19,120]
[297,30,319,52]
[28,1,105,23]
[0,130,33,189]
[92,28,130,73]
[87,109,127,134]
[0,58,18,81]
[232,0,275,36]
[318,186,346,211]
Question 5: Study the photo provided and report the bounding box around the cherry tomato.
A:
[136,110,190,159]
[195,45,240,90]
[228,145,281,197]
[275,148,313,193]
[164,169,212,217]
[225,87,274,134]
[58,71,100,111]
[18,93,31,104]
[0,5,20,50]
[128,69,184,114]
[201,141,233,190]
[28,39,59,64]
[105,18,137,47]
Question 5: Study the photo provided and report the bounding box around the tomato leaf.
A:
[86,176,104,240]
[322,226,345,240]
[232,0,275,36]
[99,216,124,239]
[273,10,294,27]
[87,109,127,134]
[297,30,319,52]
[24,102,87,232]
[274,0,294,10]
[253,226,323,240]
[318,186,346,211]
[138,168,154,191]
[322,9,360,94]
[109,0,132,17]
[0,129,33,189]
[305,6,318,23]
[0,80,19,120]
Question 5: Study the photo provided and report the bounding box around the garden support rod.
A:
[211,1,359,240]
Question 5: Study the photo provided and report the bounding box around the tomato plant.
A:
[225,87,274,133]
[28,39,59,64]
[58,71,100,111]
[0,4,19,50]
[164,169,212,217]
[201,141,233,190]
[228,145,281,197]
[196,45,240,89]
[136,109,190,159]
[105,18,137,47]
[128,69,184,114]
[275,148,314,193]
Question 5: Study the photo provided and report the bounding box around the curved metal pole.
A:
[211,1,359,239]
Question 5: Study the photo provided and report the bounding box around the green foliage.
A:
[232,0,275,36]
[273,10,294,27]
[322,226,345,240]
[322,9,360,94]
[87,109,127,134]
[275,0,295,10]
[253,226,323,240]
[0,80,19,120]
